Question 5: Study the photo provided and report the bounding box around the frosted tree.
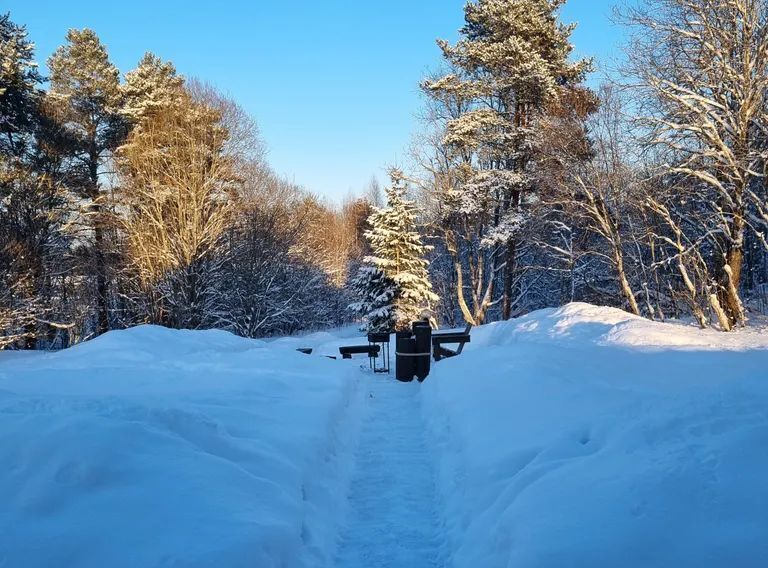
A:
[0,13,41,155]
[0,13,43,347]
[422,0,592,320]
[122,52,184,124]
[116,92,236,329]
[48,29,125,335]
[0,14,75,348]
[351,170,439,332]
[348,265,398,333]
[623,0,768,330]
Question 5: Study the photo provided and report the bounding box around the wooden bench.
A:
[339,344,381,360]
[432,324,472,361]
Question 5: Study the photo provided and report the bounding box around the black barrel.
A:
[412,321,432,381]
[395,331,415,382]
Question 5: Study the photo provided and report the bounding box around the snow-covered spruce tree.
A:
[349,265,398,333]
[422,0,592,321]
[351,170,439,332]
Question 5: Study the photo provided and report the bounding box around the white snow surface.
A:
[335,376,445,567]
[0,325,362,568]
[422,303,768,567]
[1,303,767,567]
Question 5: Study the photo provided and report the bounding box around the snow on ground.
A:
[0,325,363,568]
[335,376,445,567]
[422,303,768,567]
[2,304,767,567]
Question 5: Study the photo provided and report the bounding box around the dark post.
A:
[395,330,415,382]
[412,321,432,381]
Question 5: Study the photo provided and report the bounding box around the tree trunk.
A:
[93,216,109,335]
[501,187,522,320]
[719,211,746,328]
[89,145,109,336]
[617,261,640,316]
[614,245,640,316]
[446,230,476,325]
[501,236,516,320]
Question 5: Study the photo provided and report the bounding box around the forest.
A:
[3,0,768,349]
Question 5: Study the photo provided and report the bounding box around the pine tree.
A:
[122,52,184,124]
[47,29,125,335]
[116,92,235,329]
[0,13,43,347]
[423,0,592,320]
[0,13,42,157]
[351,170,439,332]
[0,14,72,348]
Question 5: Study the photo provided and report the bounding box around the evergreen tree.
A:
[423,0,592,320]
[0,14,71,348]
[116,91,234,329]
[0,13,42,347]
[0,12,42,157]
[122,52,184,124]
[47,28,125,335]
[349,265,398,333]
[352,170,439,332]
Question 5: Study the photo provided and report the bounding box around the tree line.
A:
[4,0,768,349]
[0,16,369,348]
[405,0,768,332]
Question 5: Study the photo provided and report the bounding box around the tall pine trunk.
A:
[501,237,516,320]
[89,151,109,336]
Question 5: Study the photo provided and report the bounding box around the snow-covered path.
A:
[335,374,445,568]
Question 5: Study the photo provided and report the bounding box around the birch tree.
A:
[624,0,768,329]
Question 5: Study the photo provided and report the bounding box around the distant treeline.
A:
[0,16,370,348]
[4,0,768,349]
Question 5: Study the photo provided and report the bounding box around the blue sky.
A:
[7,1,630,201]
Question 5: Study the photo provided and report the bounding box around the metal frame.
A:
[367,332,391,373]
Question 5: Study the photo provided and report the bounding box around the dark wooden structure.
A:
[339,344,380,359]
[431,324,472,361]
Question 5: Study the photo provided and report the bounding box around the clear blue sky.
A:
[6,1,630,201]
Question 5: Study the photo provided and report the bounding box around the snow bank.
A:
[423,303,768,567]
[0,325,360,568]
[4,307,767,567]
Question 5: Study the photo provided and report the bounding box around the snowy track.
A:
[335,374,445,568]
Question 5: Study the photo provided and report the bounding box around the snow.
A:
[422,303,768,567]
[335,376,445,567]
[0,325,361,568]
[1,304,767,567]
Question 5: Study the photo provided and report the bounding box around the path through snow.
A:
[334,374,445,567]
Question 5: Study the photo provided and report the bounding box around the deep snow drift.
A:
[422,303,768,567]
[1,304,767,568]
[0,326,362,568]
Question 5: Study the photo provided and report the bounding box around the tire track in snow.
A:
[334,374,446,567]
